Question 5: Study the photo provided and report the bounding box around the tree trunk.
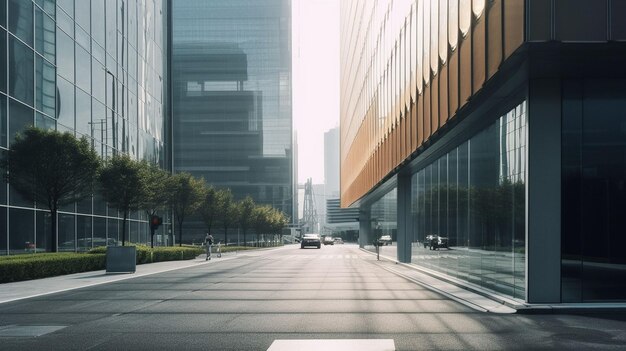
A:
[177,217,184,247]
[224,227,228,245]
[50,206,58,252]
[122,210,128,246]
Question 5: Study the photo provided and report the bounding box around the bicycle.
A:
[216,241,222,258]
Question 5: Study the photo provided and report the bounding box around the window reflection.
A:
[411,101,527,299]
[9,36,34,105]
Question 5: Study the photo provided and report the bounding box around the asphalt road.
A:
[1,244,625,350]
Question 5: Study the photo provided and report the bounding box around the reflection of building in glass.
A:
[1,0,168,253]
[171,0,293,242]
[341,1,626,304]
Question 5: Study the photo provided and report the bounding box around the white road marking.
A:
[267,339,395,351]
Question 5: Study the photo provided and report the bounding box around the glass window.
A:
[56,77,74,129]
[9,35,34,105]
[8,0,32,46]
[411,102,526,298]
[105,0,116,56]
[75,87,91,136]
[1,0,6,29]
[58,213,75,252]
[57,0,74,17]
[91,0,104,45]
[75,44,91,93]
[56,29,74,82]
[0,93,6,147]
[0,29,6,94]
[9,208,34,254]
[35,7,55,64]
[92,58,105,103]
[75,0,89,32]
[35,55,55,117]
[35,111,55,130]
[9,98,33,144]
[77,215,92,251]
[56,5,74,38]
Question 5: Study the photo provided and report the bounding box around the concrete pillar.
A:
[396,174,412,263]
[358,208,371,248]
[526,78,561,303]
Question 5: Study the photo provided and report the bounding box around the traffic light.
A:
[150,216,163,231]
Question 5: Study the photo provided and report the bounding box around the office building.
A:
[340,0,626,303]
[171,0,294,241]
[0,0,169,253]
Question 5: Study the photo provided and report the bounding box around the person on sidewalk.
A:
[204,233,214,261]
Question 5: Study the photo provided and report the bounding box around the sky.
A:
[292,0,340,184]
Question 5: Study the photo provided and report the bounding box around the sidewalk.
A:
[363,248,626,314]
[0,252,240,305]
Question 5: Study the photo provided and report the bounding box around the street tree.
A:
[99,154,147,246]
[198,185,220,237]
[252,205,272,246]
[168,173,205,246]
[237,196,255,246]
[216,189,239,245]
[1,127,100,252]
[140,162,171,248]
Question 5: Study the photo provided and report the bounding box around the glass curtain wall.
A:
[171,0,293,243]
[365,188,398,261]
[410,101,527,299]
[562,79,626,302]
[1,0,168,254]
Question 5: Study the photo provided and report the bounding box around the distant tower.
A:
[301,178,319,233]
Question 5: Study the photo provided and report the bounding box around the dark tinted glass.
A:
[0,93,6,147]
[8,98,33,144]
[9,35,34,105]
[56,29,74,82]
[35,54,56,116]
[9,208,34,253]
[8,0,32,45]
[555,0,607,41]
[35,7,55,64]
[0,29,5,94]
[0,0,6,29]
[56,77,75,129]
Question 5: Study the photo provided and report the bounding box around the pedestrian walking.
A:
[204,233,214,261]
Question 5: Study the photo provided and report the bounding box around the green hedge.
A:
[0,253,106,283]
[1,245,265,283]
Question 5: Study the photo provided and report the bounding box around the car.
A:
[379,235,392,246]
[428,235,448,250]
[323,236,334,245]
[300,233,321,249]
[333,237,344,244]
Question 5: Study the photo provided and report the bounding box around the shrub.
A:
[88,245,204,264]
[0,253,106,283]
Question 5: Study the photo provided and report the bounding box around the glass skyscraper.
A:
[1,0,168,254]
[171,0,293,241]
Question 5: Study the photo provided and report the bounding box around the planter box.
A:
[106,246,136,274]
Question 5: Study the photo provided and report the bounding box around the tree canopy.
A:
[99,154,148,246]
[168,173,206,246]
[1,127,100,252]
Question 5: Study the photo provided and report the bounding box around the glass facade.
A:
[1,0,168,254]
[562,79,626,302]
[365,188,397,261]
[409,102,527,299]
[171,0,293,238]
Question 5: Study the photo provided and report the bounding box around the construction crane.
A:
[301,178,319,234]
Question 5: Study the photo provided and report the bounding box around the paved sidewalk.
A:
[364,248,626,314]
[0,252,240,305]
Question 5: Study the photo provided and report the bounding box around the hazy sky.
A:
[292,0,340,184]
